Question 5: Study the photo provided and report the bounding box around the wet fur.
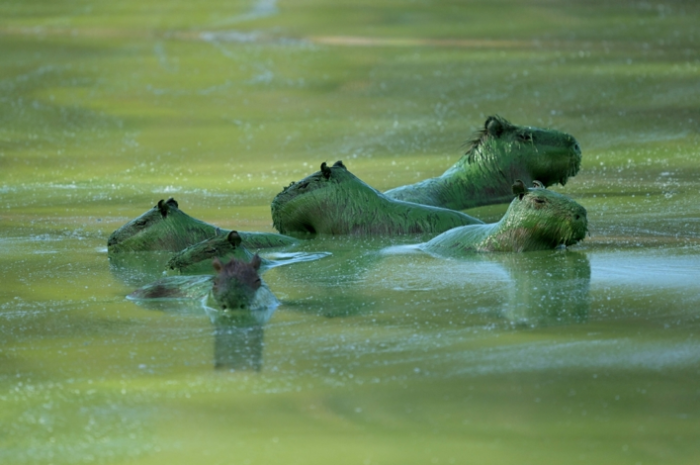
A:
[271,161,483,236]
[384,116,582,210]
[420,181,588,255]
[108,198,299,253]
[212,255,263,310]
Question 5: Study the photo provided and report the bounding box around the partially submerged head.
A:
[271,160,351,235]
[211,254,263,310]
[107,198,218,253]
[494,179,587,251]
[167,230,254,274]
[274,161,348,198]
[466,115,582,187]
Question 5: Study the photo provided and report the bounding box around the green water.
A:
[2,1,700,463]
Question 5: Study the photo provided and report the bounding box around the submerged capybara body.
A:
[271,161,483,236]
[420,180,588,255]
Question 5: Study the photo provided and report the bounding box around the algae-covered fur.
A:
[166,231,260,274]
[271,161,483,236]
[384,116,582,210]
[107,198,298,253]
[420,180,588,255]
[165,230,331,275]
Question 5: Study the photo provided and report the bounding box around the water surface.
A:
[1,1,700,464]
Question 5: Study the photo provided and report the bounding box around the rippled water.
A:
[2,1,700,464]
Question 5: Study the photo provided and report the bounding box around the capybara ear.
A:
[512,179,527,200]
[227,230,243,247]
[212,257,224,273]
[321,162,332,179]
[165,197,179,208]
[157,199,169,218]
[532,180,545,189]
[485,115,505,137]
[250,253,262,271]
[333,160,347,170]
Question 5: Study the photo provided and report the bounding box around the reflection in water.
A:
[272,245,388,318]
[211,313,265,371]
[493,251,591,327]
[108,251,174,287]
[203,297,277,372]
[378,247,591,328]
[276,239,592,329]
[128,286,277,371]
[109,248,331,288]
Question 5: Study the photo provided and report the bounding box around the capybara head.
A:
[211,254,263,310]
[503,179,588,249]
[468,116,582,187]
[107,198,217,253]
[166,231,254,273]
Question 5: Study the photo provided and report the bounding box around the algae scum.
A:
[2,1,700,464]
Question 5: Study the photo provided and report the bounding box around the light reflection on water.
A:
[448,338,700,376]
[3,233,700,463]
[3,206,700,464]
[591,250,700,288]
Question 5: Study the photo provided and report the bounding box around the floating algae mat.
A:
[1,1,700,464]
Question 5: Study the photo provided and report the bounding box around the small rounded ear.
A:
[532,180,545,189]
[485,116,505,137]
[212,257,224,273]
[250,253,262,271]
[165,198,179,208]
[227,230,242,247]
[512,179,527,200]
[333,160,346,170]
[321,162,332,179]
[157,199,169,218]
